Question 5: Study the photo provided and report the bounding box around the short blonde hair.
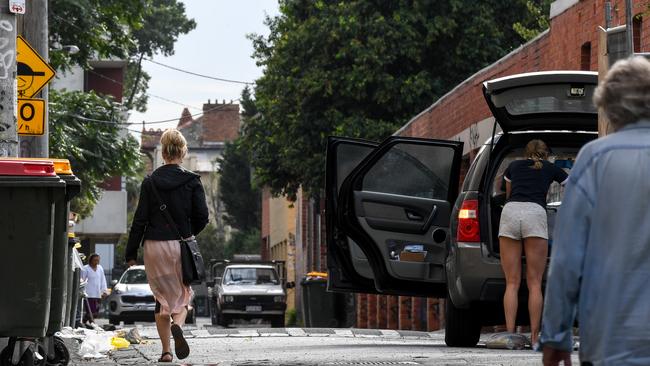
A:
[160,128,187,161]
[594,56,650,131]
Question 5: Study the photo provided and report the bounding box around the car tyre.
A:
[108,316,120,325]
[271,314,285,328]
[445,297,481,347]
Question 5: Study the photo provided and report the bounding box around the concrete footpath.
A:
[59,326,580,365]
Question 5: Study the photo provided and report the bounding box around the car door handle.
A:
[406,211,423,221]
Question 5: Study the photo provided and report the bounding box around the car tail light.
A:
[457,199,480,242]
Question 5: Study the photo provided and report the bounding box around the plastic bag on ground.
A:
[78,332,112,358]
[485,332,529,350]
[125,328,143,344]
[110,337,130,350]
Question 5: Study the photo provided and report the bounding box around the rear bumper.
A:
[446,242,504,308]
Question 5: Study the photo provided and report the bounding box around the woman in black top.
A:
[125,128,209,362]
[498,139,568,346]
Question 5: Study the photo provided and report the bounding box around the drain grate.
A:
[325,362,420,365]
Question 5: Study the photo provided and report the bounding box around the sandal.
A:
[171,324,190,360]
[158,352,173,362]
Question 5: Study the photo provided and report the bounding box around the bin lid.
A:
[6,157,74,175]
[0,159,56,176]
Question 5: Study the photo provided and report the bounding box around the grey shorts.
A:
[498,201,548,240]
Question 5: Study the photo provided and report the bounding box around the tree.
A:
[245,0,541,199]
[224,229,261,259]
[513,0,553,41]
[50,0,196,112]
[49,90,143,218]
[196,224,226,262]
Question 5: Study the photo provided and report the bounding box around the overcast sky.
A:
[128,1,280,136]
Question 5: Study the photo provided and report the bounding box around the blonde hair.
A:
[160,128,187,162]
[525,139,548,170]
[594,56,650,131]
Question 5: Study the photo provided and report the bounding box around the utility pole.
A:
[18,0,47,157]
[0,5,17,157]
[625,0,634,56]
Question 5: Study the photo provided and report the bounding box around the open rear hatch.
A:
[483,71,598,132]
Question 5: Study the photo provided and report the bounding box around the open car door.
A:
[336,137,463,297]
[326,137,380,294]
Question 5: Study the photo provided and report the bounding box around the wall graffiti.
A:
[0,20,14,79]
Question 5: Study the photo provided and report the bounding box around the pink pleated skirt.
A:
[143,240,193,316]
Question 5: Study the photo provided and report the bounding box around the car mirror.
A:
[110,279,118,287]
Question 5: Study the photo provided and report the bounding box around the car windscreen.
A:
[224,268,279,285]
[120,269,148,284]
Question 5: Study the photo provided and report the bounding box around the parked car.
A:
[108,265,196,325]
[207,261,290,328]
[326,71,598,347]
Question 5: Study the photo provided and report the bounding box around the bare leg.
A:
[499,236,522,334]
[523,236,548,345]
[155,312,172,357]
[171,306,188,327]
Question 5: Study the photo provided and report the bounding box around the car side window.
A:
[362,143,454,201]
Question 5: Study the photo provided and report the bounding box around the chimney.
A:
[178,107,192,127]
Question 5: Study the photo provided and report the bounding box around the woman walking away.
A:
[125,128,209,362]
[498,140,568,346]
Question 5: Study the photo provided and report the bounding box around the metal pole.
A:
[19,0,48,157]
[0,6,17,157]
[605,2,612,29]
[625,0,634,56]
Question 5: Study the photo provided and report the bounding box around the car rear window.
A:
[500,84,597,116]
[492,147,578,205]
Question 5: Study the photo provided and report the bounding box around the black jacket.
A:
[125,164,209,262]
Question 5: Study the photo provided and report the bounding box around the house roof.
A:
[141,101,241,150]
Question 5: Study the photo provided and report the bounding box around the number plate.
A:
[245,306,262,312]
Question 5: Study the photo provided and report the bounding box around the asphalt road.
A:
[61,317,581,365]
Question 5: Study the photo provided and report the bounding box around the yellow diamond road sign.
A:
[17,98,46,136]
[17,35,56,98]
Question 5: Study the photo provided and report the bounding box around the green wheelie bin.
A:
[44,159,81,336]
[0,159,65,337]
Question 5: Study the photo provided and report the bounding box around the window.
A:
[362,143,454,201]
[120,269,148,284]
[224,267,279,285]
[580,42,591,71]
[633,16,642,53]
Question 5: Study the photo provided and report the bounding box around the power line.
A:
[144,58,255,85]
[87,69,202,111]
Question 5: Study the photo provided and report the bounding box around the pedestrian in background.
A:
[81,253,108,326]
[126,128,209,363]
[498,139,569,346]
[541,56,650,365]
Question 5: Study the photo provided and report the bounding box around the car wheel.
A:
[271,314,285,328]
[444,297,481,347]
[108,316,120,325]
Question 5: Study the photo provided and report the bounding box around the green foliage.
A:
[196,223,226,262]
[246,0,539,198]
[49,90,143,217]
[50,0,195,111]
[218,139,260,231]
[513,0,552,41]
[286,308,298,327]
[224,229,261,260]
[49,0,144,70]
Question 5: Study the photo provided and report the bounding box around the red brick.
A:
[387,296,399,330]
[357,294,368,328]
[367,294,378,329]
[377,295,388,329]
[398,296,411,330]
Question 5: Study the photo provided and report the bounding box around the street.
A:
[64,318,580,365]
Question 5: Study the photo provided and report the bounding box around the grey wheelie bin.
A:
[300,272,339,327]
[44,159,81,336]
[0,159,65,337]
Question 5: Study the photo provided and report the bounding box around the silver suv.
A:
[326,71,598,347]
[107,266,155,325]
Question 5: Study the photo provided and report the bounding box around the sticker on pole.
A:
[10,0,26,14]
[17,98,45,136]
[16,36,56,98]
